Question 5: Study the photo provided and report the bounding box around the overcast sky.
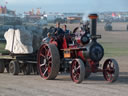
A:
[0,0,128,13]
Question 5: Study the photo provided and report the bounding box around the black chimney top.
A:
[88,14,98,41]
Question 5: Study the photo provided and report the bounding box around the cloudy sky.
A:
[0,0,128,13]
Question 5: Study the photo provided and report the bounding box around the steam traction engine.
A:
[37,14,119,84]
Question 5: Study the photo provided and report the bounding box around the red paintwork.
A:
[69,45,77,48]
[88,60,97,73]
[76,39,81,44]
[48,36,100,74]
[77,51,86,61]
[62,37,68,49]
[77,51,99,73]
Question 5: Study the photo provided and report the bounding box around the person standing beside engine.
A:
[62,24,70,35]
[54,22,64,36]
[62,24,72,45]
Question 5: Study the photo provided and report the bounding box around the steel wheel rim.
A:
[38,44,52,79]
[103,60,115,82]
[71,60,81,83]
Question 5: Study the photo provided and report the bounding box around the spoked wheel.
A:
[9,60,19,75]
[71,59,85,84]
[85,61,91,79]
[0,60,5,73]
[103,58,119,82]
[23,64,32,75]
[37,44,60,80]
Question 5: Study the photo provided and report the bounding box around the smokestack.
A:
[88,14,98,40]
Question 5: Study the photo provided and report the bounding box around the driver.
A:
[53,22,65,49]
[53,22,65,58]
[54,22,64,36]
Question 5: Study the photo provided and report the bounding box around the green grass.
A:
[0,41,128,57]
[0,42,8,53]
[100,42,128,57]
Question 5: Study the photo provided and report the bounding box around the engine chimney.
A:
[88,14,98,41]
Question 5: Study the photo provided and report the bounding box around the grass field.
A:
[0,40,128,57]
[0,41,8,53]
[0,22,128,57]
[100,42,128,57]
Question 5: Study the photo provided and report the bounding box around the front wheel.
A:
[103,58,119,82]
[71,59,85,84]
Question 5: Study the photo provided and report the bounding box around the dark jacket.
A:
[54,27,64,36]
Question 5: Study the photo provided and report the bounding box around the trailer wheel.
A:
[103,58,119,83]
[6,64,9,73]
[9,60,19,75]
[38,44,60,80]
[71,59,85,84]
[85,61,91,79]
[23,64,32,75]
[0,60,5,73]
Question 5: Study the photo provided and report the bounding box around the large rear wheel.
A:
[37,44,60,80]
[103,58,119,82]
[71,59,85,84]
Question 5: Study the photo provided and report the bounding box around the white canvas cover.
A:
[4,28,33,54]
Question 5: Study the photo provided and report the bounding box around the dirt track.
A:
[0,67,128,96]
[0,22,128,96]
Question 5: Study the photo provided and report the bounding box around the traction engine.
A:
[37,14,119,84]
